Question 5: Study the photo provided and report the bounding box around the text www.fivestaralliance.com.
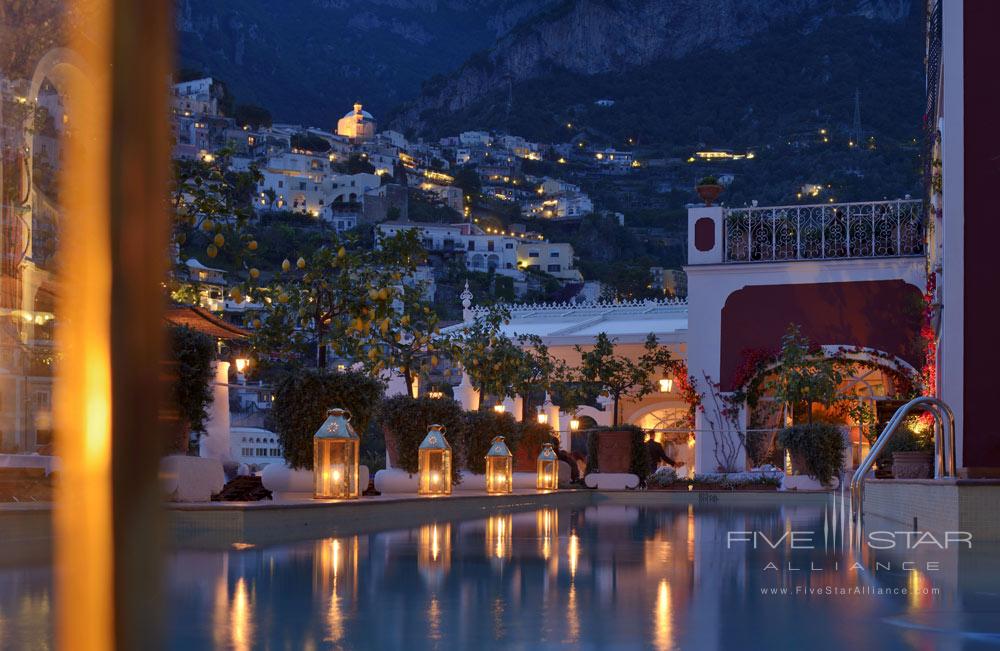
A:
[760,586,940,596]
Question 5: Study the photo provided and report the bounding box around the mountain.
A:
[391,0,919,141]
[175,0,559,127]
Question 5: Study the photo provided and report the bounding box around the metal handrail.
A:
[850,396,956,521]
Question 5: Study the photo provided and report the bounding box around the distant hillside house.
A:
[337,102,376,143]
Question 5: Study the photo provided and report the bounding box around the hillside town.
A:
[170,76,686,326]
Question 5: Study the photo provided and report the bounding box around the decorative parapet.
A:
[723,199,925,263]
[472,297,687,318]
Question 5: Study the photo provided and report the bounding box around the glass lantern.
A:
[537,442,559,490]
[418,424,452,495]
[313,408,360,499]
[485,436,513,494]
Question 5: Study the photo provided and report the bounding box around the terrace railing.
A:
[723,199,925,263]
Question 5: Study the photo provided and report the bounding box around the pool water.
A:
[3,498,1000,650]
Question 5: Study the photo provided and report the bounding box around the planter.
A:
[892,451,933,479]
[696,184,723,206]
[383,427,401,469]
[596,430,633,474]
[513,445,537,473]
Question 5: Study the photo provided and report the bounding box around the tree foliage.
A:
[764,324,843,423]
[575,333,677,426]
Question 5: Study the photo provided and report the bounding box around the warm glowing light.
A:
[658,377,673,393]
[537,411,548,425]
[234,357,249,374]
[568,533,580,577]
[570,418,580,431]
[653,579,673,651]
[687,435,695,449]
[493,404,506,414]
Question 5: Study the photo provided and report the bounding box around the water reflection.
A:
[2,500,1000,649]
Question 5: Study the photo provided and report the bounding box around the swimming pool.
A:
[2,496,1000,650]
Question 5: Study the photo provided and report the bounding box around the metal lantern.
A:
[485,436,513,494]
[418,424,452,495]
[536,442,559,490]
[313,408,360,499]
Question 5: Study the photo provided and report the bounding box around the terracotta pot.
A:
[696,184,723,206]
[383,427,401,468]
[596,430,633,473]
[891,451,933,479]
[513,444,538,473]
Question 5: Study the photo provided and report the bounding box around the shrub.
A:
[165,325,215,454]
[460,410,519,474]
[513,418,558,459]
[373,395,465,480]
[874,418,933,468]
[272,370,385,469]
[646,466,678,487]
[698,175,719,186]
[777,423,846,485]
[584,425,651,479]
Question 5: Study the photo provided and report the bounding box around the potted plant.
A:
[883,417,934,479]
[696,176,723,206]
[271,368,385,469]
[777,423,846,486]
[585,424,650,477]
[372,394,465,476]
[164,325,216,454]
[575,333,677,474]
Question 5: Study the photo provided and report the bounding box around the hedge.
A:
[777,423,845,485]
[373,395,466,481]
[584,425,650,479]
[271,369,385,470]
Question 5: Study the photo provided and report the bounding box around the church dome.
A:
[343,102,374,120]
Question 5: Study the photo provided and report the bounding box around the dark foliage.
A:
[166,325,215,452]
[777,423,846,485]
[373,395,466,480]
[271,370,385,469]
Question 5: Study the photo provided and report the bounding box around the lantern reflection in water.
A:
[486,514,513,561]
[485,436,513,494]
[536,508,558,560]
[418,523,452,585]
[313,409,360,499]
[653,579,673,651]
[212,573,255,651]
[418,424,452,495]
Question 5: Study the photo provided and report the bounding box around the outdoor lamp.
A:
[569,418,580,431]
[427,389,444,399]
[418,424,452,496]
[313,408,360,499]
[659,377,673,393]
[537,442,559,490]
[234,357,249,374]
[493,404,506,414]
[537,409,548,425]
[485,436,513,494]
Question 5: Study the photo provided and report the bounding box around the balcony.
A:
[723,199,924,263]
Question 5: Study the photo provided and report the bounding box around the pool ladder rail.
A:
[850,396,956,523]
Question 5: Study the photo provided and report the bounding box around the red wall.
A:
[963,1,1000,469]
[719,280,922,390]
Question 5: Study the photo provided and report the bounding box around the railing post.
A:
[796,207,802,260]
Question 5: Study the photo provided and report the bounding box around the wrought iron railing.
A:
[723,199,925,263]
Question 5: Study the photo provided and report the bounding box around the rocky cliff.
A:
[391,0,913,130]
[175,0,559,126]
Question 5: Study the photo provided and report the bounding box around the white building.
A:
[172,77,219,117]
[256,151,380,216]
[336,102,376,143]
